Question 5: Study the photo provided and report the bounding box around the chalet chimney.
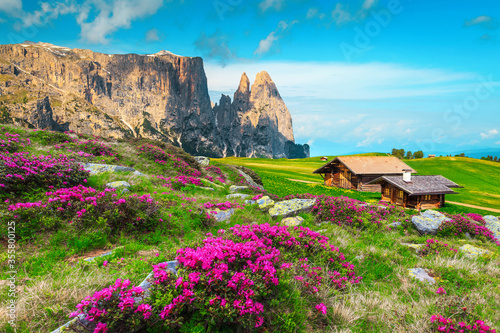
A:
[403,169,412,182]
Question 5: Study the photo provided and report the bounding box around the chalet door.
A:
[340,170,350,189]
[391,189,396,203]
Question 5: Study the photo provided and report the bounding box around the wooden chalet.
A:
[313,156,416,192]
[368,172,462,209]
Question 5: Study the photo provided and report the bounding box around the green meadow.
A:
[1,126,499,333]
[216,154,500,215]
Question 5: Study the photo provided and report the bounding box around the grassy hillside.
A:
[217,155,500,214]
[1,126,499,333]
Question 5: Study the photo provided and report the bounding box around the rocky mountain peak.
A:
[251,71,281,101]
[254,71,273,85]
[236,72,250,95]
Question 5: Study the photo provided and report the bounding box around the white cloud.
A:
[22,1,79,28]
[480,129,499,139]
[79,0,164,44]
[11,0,166,44]
[205,61,479,100]
[145,28,162,41]
[254,20,297,56]
[0,0,23,16]
[464,15,498,29]
[259,0,283,12]
[331,3,354,26]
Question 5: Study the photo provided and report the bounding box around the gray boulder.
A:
[484,215,500,241]
[226,193,250,199]
[133,170,147,177]
[83,163,136,175]
[209,208,235,223]
[229,185,248,192]
[269,198,316,218]
[281,216,304,227]
[194,156,210,166]
[408,268,435,285]
[200,186,215,191]
[106,181,131,189]
[237,169,264,191]
[412,210,451,235]
[459,244,490,258]
[256,196,275,210]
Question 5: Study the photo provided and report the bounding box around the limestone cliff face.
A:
[0,42,307,158]
[213,71,303,158]
[0,42,221,156]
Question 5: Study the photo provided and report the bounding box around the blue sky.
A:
[1,0,499,156]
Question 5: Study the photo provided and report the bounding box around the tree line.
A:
[391,148,424,159]
[481,155,500,162]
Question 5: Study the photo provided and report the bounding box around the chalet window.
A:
[398,191,404,199]
[384,188,390,196]
[423,195,432,200]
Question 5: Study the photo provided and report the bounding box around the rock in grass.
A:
[226,193,250,199]
[229,185,248,192]
[237,169,264,191]
[401,243,425,252]
[200,186,215,191]
[484,216,500,241]
[459,244,490,258]
[281,216,304,227]
[83,163,136,175]
[202,179,223,188]
[269,198,316,218]
[133,170,147,177]
[106,181,131,189]
[412,210,451,235]
[194,156,210,166]
[244,200,257,205]
[389,222,402,228]
[256,196,275,210]
[209,208,235,223]
[408,268,435,285]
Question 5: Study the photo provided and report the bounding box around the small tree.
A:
[413,151,424,159]
[405,151,412,160]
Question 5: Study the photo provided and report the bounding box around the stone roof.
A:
[368,175,460,196]
[313,156,416,175]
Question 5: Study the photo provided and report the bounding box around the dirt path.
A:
[288,178,322,184]
[447,201,500,213]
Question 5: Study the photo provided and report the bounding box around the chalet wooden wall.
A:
[381,183,445,209]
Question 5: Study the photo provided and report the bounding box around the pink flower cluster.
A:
[423,239,459,255]
[0,151,88,192]
[0,131,31,152]
[138,144,201,177]
[252,194,263,201]
[156,174,203,188]
[430,315,496,332]
[70,278,148,332]
[310,195,407,228]
[202,201,242,211]
[466,213,485,224]
[436,287,446,294]
[438,214,500,246]
[69,223,361,331]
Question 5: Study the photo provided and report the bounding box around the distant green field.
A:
[216,154,500,214]
[406,157,500,209]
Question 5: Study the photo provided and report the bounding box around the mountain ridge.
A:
[0,41,309,158]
